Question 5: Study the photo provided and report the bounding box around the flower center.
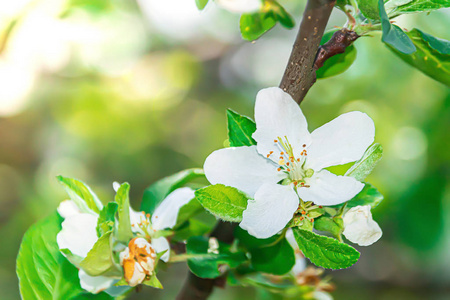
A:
[267,136,314,187]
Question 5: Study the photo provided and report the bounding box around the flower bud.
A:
[343,205,382,246]
[120,237,157,286]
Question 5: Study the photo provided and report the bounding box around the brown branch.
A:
[279,0,336,104]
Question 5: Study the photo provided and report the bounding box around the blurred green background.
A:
[0,0,449,299]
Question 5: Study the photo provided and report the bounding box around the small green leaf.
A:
[174,197,204,228]
[227,109,257,147]
[115,183,133,243]
[142,274,163,289]
[316,30,358,79]
[388,29,450,85]
[345,183,384,209]
[195,0,209,10]
[240,12,277,41]
[57,176,102,213]
[17,213,85,299]
[345,143,383,181]
[292,228,360,269]
[379,0,416,54]
[60,248,84,267]
[195,184,249,222]
[186,236,247,279]
[394,0,450,14]
[270,1,295,29]
[141,168,205,213]
[97,202,118,237]
[314,216,343,238]
[356,0,379,19]
[80,231,122,277]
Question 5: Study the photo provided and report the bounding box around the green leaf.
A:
[388,29,450,85]
[195,184,249,222]
[240,12,277,41]
[60,248,84,267]
[71,292,114,300]
[97,202,118,237]
[17,213,85,299]
[345,183,384,208]
[227,109,257,147]
[394,0,450,14]
[314,216,343,238]
[270,1,295,29]
[195,0,209,10]
[142,274,163,289]
[141,168,205,213]
[79,231,122,277]
[235,228,295,275]
[115,183,133,243]
[292,228,360,269]
[186,236,247,279]
[379,0,416,54]
[56,176,102,214]
[316,30,358,79]
[357,0,379,19]
[345,143,383,181]
[174,197,204,228]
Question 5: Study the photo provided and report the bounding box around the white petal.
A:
[215,0,261,13]
[57,213,98,258]
[57,200,80,219]
[151,187,195,230]
[253,87,311,161]
[204,146,284,197]
[343,205,382,246]
[306,111,375,170]
[240,183,299,239]
[152,237,170,262]
[78,269,115,294]
[125,262,146,287]
[313,291,334,300]
[285,229,306,275]
[112,182,121,192]
[297,170,364,206]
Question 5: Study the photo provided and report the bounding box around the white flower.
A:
[56,186,195,293]
[343,205,382,246]
[204,87,375,238]
[215,0,262,13]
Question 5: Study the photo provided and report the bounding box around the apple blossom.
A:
[204,87,375,238]
[343,205,382,246]
[215,0,262,13]
[56,185,195,294]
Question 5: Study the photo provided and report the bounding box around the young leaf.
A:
[379,0,416,54]
[345,143,383,181]
[314,216,343,238]
[17,213,85,299]
[270,1,295,29]
[195,184,249,222]
[394,0,450,14]
[240,12,277,41]
[356,0,379,19]
[227,109,257,147]
[142,274,163,289]
[115,183,133,243]
[316,30,358,79]
[388,29,450,85]
[174,197,204,227]
[97,202,118,237]
[346,183,384,209]
[292,228,360,269]
[57,175,102,214]
[186,236,247,279]
[141,168,205,213]
[79,231,122,277]
[195,0,209,10]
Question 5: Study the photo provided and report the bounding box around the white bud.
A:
[112,181,121,192]
[343,205,382,246]
[57,200,80,219]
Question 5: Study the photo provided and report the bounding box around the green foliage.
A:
[235,228,295,275]
[393,0,450,14]
[142,274,163,289]
[186,236,247,278]
[388,29,450,85]
[357,0,379,19]
[346,183,384,208]
[114,182,134,243]
[316,30,358,79]
[227,109,257,147]
[240,1,294,41]
[345,143,383,181]
[379,0,416,54]
[17,213,85,299]
[79,231,122,277]
[195,184,249,222]
[141,168,205,214]
[195,0,209,10]
[314,216,344,238]
[292,228,360,269]
[97,202,118,237]
[56,175,102,214]
[175,197,205,226]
